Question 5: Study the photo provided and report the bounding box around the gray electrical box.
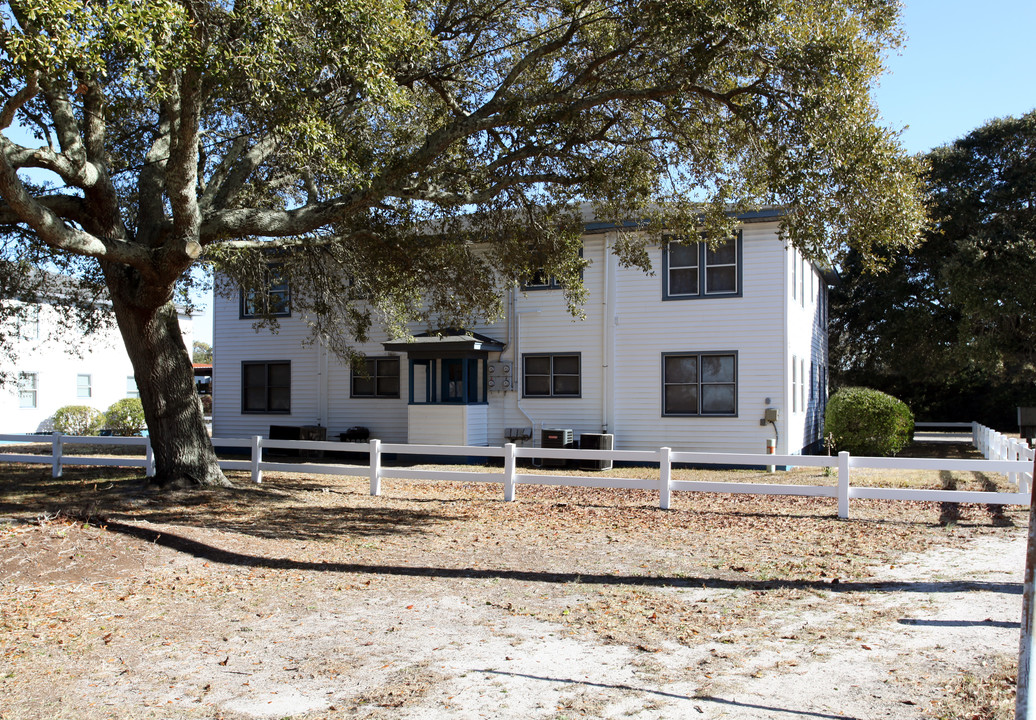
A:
[764,407,780,423]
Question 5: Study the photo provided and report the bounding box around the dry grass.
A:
[0,436,1028,719]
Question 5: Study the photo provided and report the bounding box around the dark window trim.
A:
[241,360,292,414]
[522,352,582,398]
[239,264,292,319]
[351,356,401,399]
[662,232,743,300]
[661,351,738,417]
[522,246,584,291]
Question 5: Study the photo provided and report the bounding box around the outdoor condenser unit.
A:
[541,428,574,467]
[579,433,614,470]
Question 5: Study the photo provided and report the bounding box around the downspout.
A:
[317,333,329,427]
[515,307,541,444]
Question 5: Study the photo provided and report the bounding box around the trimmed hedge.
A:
[104,398,147,436]
[825,387,914,456]
[53,405,105,436]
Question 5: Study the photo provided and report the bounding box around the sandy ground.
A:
[8,519,1017,720]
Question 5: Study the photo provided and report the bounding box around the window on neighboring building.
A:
[351,356,400,398]
[77,373,92,398]
[240,265,291,318]
[127,376,140,398]
[664,236,740,299]
[19,306,39,340]
[522,353,580,397]
[662,352,737,416]
[18,372,37,408]
[241,361,291,413]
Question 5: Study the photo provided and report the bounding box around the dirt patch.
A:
[0,451,1027,719]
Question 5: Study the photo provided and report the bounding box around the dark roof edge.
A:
[581,206,784,235]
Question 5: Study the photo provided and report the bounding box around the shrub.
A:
[104,398,147,436]
[825,387,915,456]
[53,405,105,436]
[199,394,212,416]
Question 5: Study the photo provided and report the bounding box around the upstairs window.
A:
[523,353,580,397]
[664,235,741,299]
[127,376,140,399]
[351,357,400,399]
[241,361,291,413]
[76,373,92,398]
[240,265,291,318]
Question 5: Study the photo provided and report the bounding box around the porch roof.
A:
[382,330,505,354]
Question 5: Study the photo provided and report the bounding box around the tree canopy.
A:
[0,0,924,486]
[830,109,1036,425]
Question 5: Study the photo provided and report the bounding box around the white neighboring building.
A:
[212,210,830,455]
[1,296,194,434]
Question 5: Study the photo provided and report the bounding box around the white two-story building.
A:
[212,209,830,455]
[1,290,194,435]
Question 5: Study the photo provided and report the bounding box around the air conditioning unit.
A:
[541,428,574,467]
[487,361,514,390]
[580,433,614,470]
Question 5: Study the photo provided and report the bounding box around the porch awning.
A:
[382,330,505,354]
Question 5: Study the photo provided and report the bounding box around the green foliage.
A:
[825,387,914,456]
[192,341,212,364]
[199,394,212,416]
[830,110,1036,425]
[104,398,146,436]
[53,405,105,436]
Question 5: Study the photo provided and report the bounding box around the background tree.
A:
[830,109,1036,427]
[0,0,924,488]
[192,341,212,364]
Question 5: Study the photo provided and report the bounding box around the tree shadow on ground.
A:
[0,466,458,541]
[99,520,1022,597]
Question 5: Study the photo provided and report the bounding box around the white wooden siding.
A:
[212,218,827,455]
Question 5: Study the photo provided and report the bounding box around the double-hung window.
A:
[77,373,92,398]
[240,265,291,318]
[351,357,400,398]
[664,235,741,299]
[662,352,737,416]
[18,372,37,408]
[126,376,140,398]
[523,353,580,397]
[241,361,291,413]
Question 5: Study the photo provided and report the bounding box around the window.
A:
[18,372,37,409]
[523,353,580,397]
[801,357,807,412]
[19,306,39,340]
[240,265,291,318]
[523,269,563,290]
[662,352,737,416]
[77,373,92,398]
[127,376,140,398]
[792,355,799,412]
[664,236,741,299]
[241,361,291,413]
[351,357,400,398]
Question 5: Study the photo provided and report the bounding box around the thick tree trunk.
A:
[105,270,230,489]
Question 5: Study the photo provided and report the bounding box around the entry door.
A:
[442,359,464,402]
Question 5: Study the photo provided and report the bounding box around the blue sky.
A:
[872,0,1036,154]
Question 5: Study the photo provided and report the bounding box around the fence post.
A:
[250,435,263,484]
[503,443,516,502]
[659,446,672,510]
[369,438,382,496]
[51,431,63,478]
[145,436,155,478]
[837,451,851,519]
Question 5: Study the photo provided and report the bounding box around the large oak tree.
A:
[0,0,923,487]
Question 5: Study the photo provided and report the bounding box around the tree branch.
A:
[0,72,39,130]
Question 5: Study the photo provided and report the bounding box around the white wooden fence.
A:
[2,425,1032,520]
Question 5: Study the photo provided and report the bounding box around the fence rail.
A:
[1,424,1032,519]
